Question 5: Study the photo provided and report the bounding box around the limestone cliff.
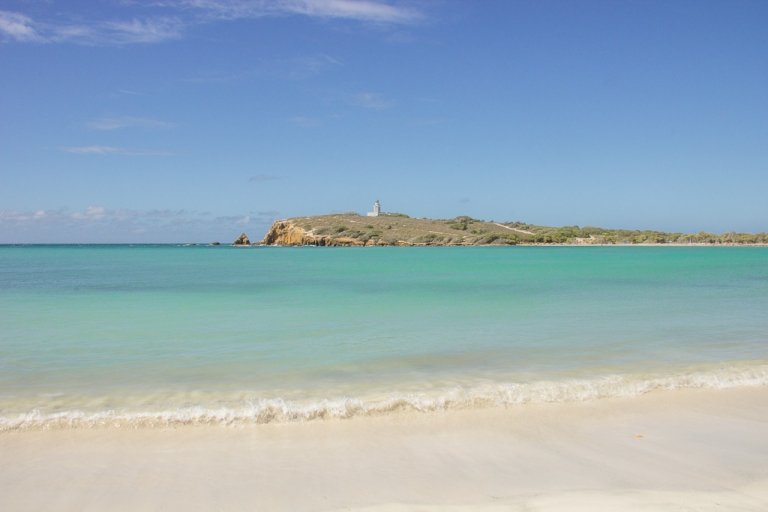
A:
[261,220,372,246]
[262,221,316,245]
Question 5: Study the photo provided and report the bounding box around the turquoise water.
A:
[1,245,767,428]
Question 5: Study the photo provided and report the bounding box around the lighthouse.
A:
[367,200,381,217]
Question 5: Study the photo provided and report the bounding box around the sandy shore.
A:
[2,387,767,511]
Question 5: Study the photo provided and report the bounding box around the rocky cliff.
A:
[261,220,388,246]
[261,221,319,246]
[260,214,527,246]
[233,232,251,245]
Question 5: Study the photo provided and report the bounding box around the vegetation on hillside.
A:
[505,222,768,244]
[265,214,768,246]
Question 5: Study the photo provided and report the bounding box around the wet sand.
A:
[1,387,767,511]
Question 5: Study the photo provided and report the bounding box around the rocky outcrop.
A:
[233,233,251,245]
[261,221,314,245]
[261,220,371,246]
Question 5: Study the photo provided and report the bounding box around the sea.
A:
[1,245,767,430]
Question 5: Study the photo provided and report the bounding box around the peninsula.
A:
[259,213,768,246]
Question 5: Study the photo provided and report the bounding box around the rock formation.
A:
[233,233,251,245]
[261,220,369,246]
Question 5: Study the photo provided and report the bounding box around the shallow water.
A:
[1,245,767,428]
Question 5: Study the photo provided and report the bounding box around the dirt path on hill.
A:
[494,223,534,235]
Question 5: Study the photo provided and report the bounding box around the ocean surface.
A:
[1,245,767,429]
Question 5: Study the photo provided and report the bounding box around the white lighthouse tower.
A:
[367,200,381,217]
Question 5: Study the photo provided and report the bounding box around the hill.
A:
[259,214,768,246]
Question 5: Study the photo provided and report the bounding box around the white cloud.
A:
[86,116,176,131]
[0,10,182,45]
[99,17,183,44]
[161,0,420,23]
[0,210,41,222]
[0,207,280,242]
[71,206,107,221]
[353,91,395,110]
[62,145,173,156]
[0,10,42,42]
[63,145,126,155]
[0,1,419,46]
[282,0,419,23]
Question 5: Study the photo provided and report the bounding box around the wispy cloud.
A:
[62,145,173,156]
[184,53,342,83]
[158,0,421,24]
[248,174,281,183]
[287,115,321,128]
[289,0,419,23]
[0,207,208,226]
[280,53,342,79]
[0,206,279,242]
[63,145,126,155]
[0,10,183,45]
[352,91,395,110]
[86,116,176,131]
[215,214,252,225]
[0,209,49,222]
[98,18,184,44]
[70,206,107,221]
[0,10,42,42]
[1,1,420,46]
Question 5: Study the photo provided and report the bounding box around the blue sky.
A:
[1,0,766,242]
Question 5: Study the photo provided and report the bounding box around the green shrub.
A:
[415,233,439,244]
[479,234,500,244]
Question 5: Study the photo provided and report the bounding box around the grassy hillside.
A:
[263,213,768,246]
[507,222,768,244]
[280,213,530,245]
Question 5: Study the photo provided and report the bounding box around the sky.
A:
[1,0,767,242]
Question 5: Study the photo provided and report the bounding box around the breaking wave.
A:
[3,363,767,431]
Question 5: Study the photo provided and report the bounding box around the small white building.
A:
[367,200,381,217]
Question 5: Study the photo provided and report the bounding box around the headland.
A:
[258,213,768,246]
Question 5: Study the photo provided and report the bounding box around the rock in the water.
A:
[233,233,250,245]
[210,241,221,246]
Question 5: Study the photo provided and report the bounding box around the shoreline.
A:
[261,215,768,247]
[261,242,768,247]
[3,361,767,431]
[3,242,768,247]
[2,386,767,510]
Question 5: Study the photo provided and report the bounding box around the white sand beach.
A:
[1,386,767,511]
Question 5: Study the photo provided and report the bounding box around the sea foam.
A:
[2,363,767,431]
